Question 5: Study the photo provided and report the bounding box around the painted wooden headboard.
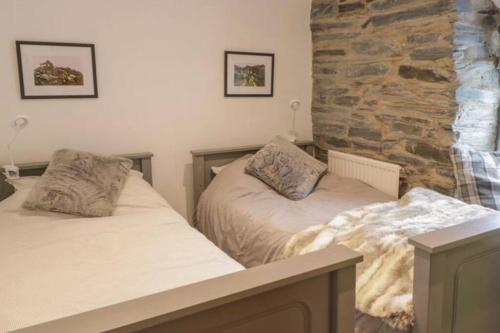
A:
[0,152,153,202]
[190,140,315,208]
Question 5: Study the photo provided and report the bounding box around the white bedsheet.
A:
[0,175,244,332]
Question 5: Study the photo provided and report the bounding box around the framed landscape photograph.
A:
[224,51,274,97]
[16,41,98,99]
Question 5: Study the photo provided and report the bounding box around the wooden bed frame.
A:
[1,151,363,333]
[191,143,500,333]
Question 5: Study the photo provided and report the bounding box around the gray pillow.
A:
[245,137,327,200]
[23,149,133,217]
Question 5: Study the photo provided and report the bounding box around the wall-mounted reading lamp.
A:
[285,99,301,142]
[3,115,30,179]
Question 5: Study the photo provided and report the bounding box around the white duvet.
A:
[0,174,243,332]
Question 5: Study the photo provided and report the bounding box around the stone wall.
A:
[311,0,458,194]
[454,0,500,150]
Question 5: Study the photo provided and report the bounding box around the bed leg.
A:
[330,265,356,333]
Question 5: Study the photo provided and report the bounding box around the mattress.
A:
[0,173,243,332]
[195,156,393,268]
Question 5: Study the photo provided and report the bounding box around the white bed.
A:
[0,172,243,332]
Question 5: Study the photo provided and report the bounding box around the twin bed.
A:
[192,142,500,333]
[3,145,500,333]
[0,152,360,333]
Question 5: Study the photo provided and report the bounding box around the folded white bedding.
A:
[0,174,244,332]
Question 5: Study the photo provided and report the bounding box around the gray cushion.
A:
[450,145,500,210]
[245,137,327,200]
[23,149,133,217]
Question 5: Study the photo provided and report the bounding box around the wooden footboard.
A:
[13,245,361,333]
[409,214,500,333]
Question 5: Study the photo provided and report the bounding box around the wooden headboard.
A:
[190,140,314,208]
[0,152,154,202]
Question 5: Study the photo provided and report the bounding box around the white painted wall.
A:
[0,0,313,218]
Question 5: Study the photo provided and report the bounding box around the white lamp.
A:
[285,99,301,142]
[3,115,29,179]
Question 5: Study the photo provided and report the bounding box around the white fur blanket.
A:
[281,188,494,330]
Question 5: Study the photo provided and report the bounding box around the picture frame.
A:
[16,41,98,99]
[224,51,274,97]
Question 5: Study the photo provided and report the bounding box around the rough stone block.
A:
[339,2,365,13]
[314,66,338,75]
[313,32,361,42]
[369,0,414,11]
[410,47,453,60]
[347,63,389,77]
[352,141,382,152]
[406,140,450,163]
[398,65,450,82]
[352,40,400,56]
[348,127,383,140]
[311,22,352,32]
[311,2,338,20]
[314,49,346,57]
[371,2,450,27]
[407,33,439,44]
[392,122,423,135]
[334,96,360,106]
[326,136,351,147]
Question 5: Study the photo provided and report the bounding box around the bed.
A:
[0,152,362,333]
[192,143,500,333]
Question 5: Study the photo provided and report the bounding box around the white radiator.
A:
[328,150,401,198]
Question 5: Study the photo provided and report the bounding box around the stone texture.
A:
[348,127,383,141]
[311,2,338,20]
[407,33,439,44]
[398,65,450,82]
[334,96,360,106]
[453,0,500,151]
[369,0,415,11]
[406,140,450,164]
[339,2,365,13]
[311,0,458,195]
[352,40,400,56]
[371,2,452,27]
[314,49,346,57]
[410,47,453,60]
[346,63,389,77]
[310,22,352,32]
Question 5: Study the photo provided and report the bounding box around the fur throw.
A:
[281,188,494,330]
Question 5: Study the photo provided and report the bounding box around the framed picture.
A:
[16,41,98,99]
[224,51,274,97]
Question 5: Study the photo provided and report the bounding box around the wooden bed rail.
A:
[409,213,500,333]
[12,245,362,333]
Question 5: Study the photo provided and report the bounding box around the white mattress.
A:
[0,174,243,332]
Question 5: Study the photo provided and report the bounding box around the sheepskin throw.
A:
[23,149,132,217]
[245,136,327,200]
[281,188,494,330]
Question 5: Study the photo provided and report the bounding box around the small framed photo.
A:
[16,41,98,99]
[224,51,274,97]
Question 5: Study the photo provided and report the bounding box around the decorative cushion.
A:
[23,149,133,217]
[450,145,500,210]
[245,136,327,200]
